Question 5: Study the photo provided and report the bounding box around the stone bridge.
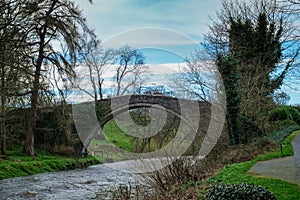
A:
[72,95,215,152]
[97,95,210,128]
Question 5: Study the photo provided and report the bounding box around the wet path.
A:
[249,131,300,185]
[0,163,144,200]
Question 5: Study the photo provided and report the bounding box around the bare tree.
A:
[20,0,94,156]
[171,50,221,102]
[277,0,300,18]
[273,91,291,105]
[114,46,148,96]
[276,0,300,93]
[50,66,74,142]
[0,0,33,155]
[77,38,116,101]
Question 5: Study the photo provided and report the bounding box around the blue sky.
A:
[75,0,222,64]
[75,0,221,41]
[74,0,299,105]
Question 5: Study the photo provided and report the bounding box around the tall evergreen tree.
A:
[228,12,283,116]
[206,0,298,110]
[217,56,241,145]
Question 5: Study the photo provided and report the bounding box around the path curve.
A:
[249,131,300,185]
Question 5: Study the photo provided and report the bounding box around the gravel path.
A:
[249,131,300,185]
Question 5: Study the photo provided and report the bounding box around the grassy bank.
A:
[0,146,100,180]
[208,130,300,200]
[103,119,136,152]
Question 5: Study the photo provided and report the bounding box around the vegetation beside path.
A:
[207,130,300,200]
[108,128,300,199]
[0,146,100,180]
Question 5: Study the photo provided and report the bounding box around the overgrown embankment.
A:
[0,146,100,180]
[109,127,300,199]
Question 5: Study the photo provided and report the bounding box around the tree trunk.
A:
[0,42,6,156]
[24,73,40,156]
[117,81,121,96]
[23,41,44,156]
[99,79,103,100]
[0,94,6,155]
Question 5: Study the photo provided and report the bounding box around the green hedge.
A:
[268,106,300,125]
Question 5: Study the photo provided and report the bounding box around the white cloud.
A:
[101,27,199,48]
[75,0,222,41]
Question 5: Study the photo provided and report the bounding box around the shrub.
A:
[110,183,150,200]
[268,106,290,122]
[295,106,300,113]
[239,115,263,143]
[287,107,300,125]
[206,183,276,200]
[111,184,132,200]
[266,125,300,143]
[268,106,300,125]
[273,119,298,130]
[144,157,196,193]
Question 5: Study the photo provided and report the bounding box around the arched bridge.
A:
[72,95,212,149]
[97,95,210,127]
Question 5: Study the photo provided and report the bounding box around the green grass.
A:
[90,119,182,163]
[90,120,157,163]
[103,120,136,152]
[207,131,300,200]
[0,146,100,180]
[89,139,129,163]
[102,119,170,153]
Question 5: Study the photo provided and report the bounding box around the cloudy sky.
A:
[75,0,223,64]
[72,0,223,100]
[74,0,299,104]
[75,0,222,41]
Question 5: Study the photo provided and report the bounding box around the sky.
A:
[75,0,222,64]
[75,0,221,41]
[74,0,300,105]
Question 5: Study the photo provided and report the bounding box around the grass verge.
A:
[207,130,300,200]
[0,146,100,180]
